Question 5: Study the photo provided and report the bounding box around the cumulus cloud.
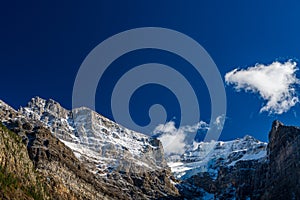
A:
[225,61,299,114]
[154,122,187,155]
[153,121,209,155]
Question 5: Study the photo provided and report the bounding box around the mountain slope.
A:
[0,123,45,200]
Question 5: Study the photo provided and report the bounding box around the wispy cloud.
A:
[225,61,299,114]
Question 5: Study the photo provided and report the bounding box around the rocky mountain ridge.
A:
[0,97,300,199]
[19,97,168,174]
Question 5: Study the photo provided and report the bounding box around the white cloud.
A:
[225,61,299,114]
[155,122,187,155]
[214,115,226,130]
[154,121,209,155]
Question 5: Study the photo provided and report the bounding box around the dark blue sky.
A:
[1,1,300,141]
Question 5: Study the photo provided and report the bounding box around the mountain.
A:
[167,135,267,180]
[0,98,179,199]
[175,120,300,199]
[0,97,300,199]
[19,97,168,175]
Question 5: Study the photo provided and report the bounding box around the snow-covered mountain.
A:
[18,97,268,179]
[19,97,167,174]
[1,97,299,199]
[0,97,179,199]
[167,135,267,180]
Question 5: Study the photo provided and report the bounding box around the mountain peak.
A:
[20,97,69,122]
[28,96,46,104]
[27,96,62,109]
[0,99,16,111]
[272,120,284,131]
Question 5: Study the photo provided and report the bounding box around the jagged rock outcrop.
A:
[263,120,300,199]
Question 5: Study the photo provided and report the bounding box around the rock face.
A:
[264,120,300,199]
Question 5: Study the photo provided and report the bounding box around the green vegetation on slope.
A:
[0,123,45,200]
